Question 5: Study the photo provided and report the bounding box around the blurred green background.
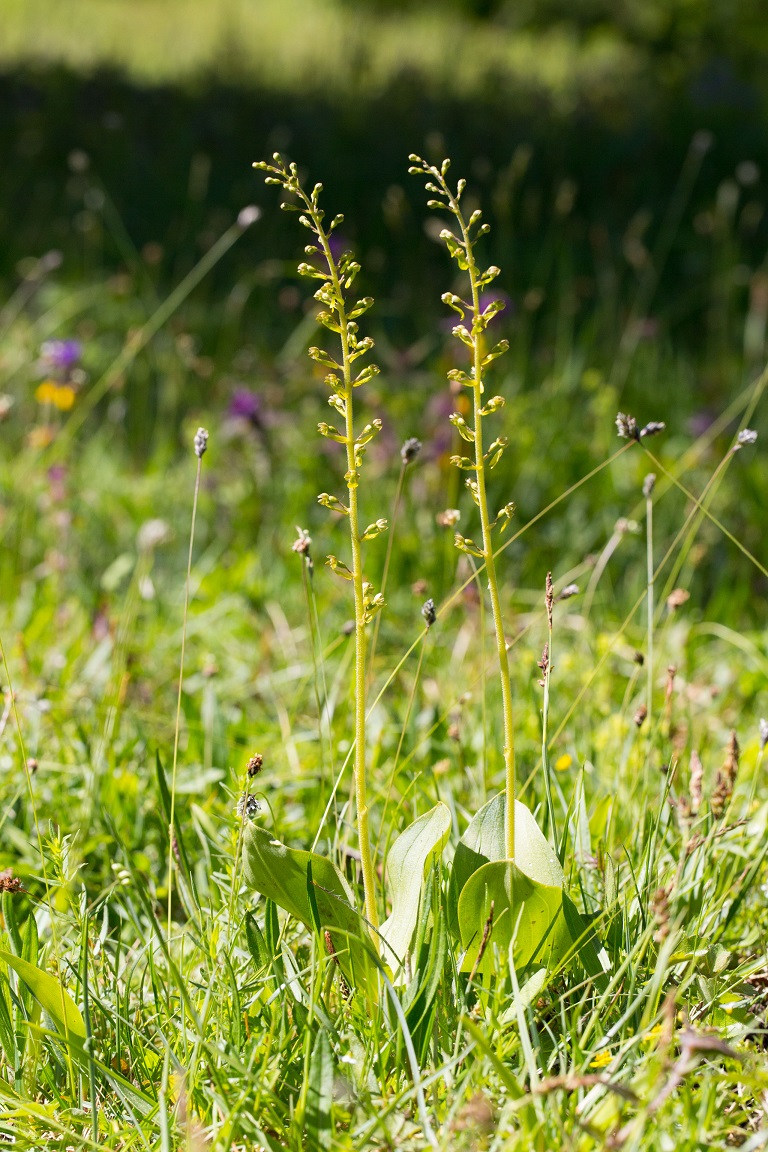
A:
[3,0,767,324]
[1,0,766,626]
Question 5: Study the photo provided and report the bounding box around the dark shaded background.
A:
[3,0,768,343]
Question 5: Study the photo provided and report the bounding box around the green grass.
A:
[0,146,767,1150]
[0,0,639,102]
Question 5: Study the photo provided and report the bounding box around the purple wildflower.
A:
[41,340,82,373]
[228,387,263,426]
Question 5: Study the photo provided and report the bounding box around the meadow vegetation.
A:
[0,5,767,1149]
[5,0,765,97]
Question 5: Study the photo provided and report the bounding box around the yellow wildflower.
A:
[555,753,573,772]
[51,384,76,411]
[590,1050,613,1069]
[35,380,59,405]
[641,1023,665,1046]
[35,381,76,411]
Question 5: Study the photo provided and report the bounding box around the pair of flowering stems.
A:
[254,152,521,951]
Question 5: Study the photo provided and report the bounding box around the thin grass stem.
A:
[374,629,429,858]
[368,457,406,677]
[167,435,205,942]
[541,574,557,846]
[646,481,654,750]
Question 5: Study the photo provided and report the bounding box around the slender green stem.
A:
[469,557,488,804]
[344,392,379,941]
[257,158,382,944]
[454,197,517,859]
[167,449,203,942]
[312,202,380,943]
[473,385,517,858]
[312,448,627,855]
[541,606,557,848]
[56,219,252,452]
[414,155,519,858]
[301,558,334,803]
[646,488,654,739]
[375,632,429,859]
[546,444,742,753]
[654,448,750,617]
[641,446,768,582]
[368,458,406,678]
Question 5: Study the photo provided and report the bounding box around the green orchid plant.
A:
[240,152,605,1001]
[241,155,450,996]
[409,155,607,980]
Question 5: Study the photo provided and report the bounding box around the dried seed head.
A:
[615,412,639,440]
[710,730,739,818]
[247,753,264,777]
[760,718,768,751]
[634,704,648,727]
[421,598,436,627]
[194,427,209,458]
[292,526,312,565]
[689,750,703,815]
[401,437,422,465]
[616,413,665,442]
[633,650,645,666]
[292,526,311,554]
[545,572,554,628]
[665,665,677,701]
[666,588,690,611]
[0,871,23,893]
[651,885,671,943]
[643,473,656,498]
[537,642,550,686]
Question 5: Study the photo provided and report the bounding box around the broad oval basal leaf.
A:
[457,859,563,975]
[453,794,565,975]
[379,802,451,978]
[450,793,563,933]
